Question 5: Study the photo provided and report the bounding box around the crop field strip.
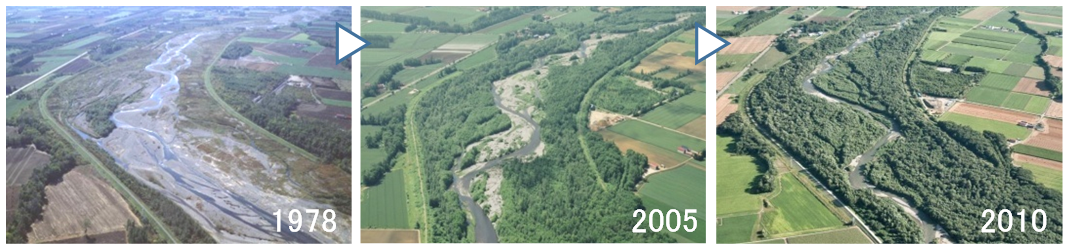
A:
[361,170,410,229]
[716,135,763,216]
[762,173,842,236]
[1019,162,1062,192]
[1013,144,1062,162]
[639,164,706,242]
[940,112,1032,139]
[640,92,705,129]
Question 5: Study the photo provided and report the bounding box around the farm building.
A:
[677,145,691,155]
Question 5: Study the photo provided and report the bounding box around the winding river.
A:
[452,83,542,243]
[74,34,336,243]
[799,29,941,243]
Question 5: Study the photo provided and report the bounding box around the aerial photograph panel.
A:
[715,6,1062,244]
[359,6,706,243]
[7,6,352,243]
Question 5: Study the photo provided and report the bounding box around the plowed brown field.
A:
[716,72,739,91]
[1013,153,1062,170]
[1024,119,1062,152]
[1012,77,1050,96]
[948,102,1039,124]
[716,94,739,126]
[722,35,776,54]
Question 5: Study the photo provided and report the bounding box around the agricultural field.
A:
[641,92,705,129]
[639,164,706,242]
[762,174,842,235]
[785,227,872,244]
[361,171,410,229]
[607,120,705,153]
[717,214,758,243]
[599,130,693,168]
[715,135,763,216]
[940,112,1032,139]
[27,166,138,243]
[360,229,420,243]
[6,146,51,186]
[1020,162,1062,192]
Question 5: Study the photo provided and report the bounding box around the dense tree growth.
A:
[213,67,351,170]
[752,6,1061,243]
[717,7,785,36]
[407,8,695,242]
[907,61,981,98]
[220,42,252,59]
[360,105,406,185]
[1009,11,1062,100]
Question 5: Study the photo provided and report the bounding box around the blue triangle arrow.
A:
[336,22,370,65]
[695,22,730,65]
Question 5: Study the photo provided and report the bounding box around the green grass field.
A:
[1003,63,1033,77]
[393,63,444,84]
[953,36,1016,50]
[1020,162,1062,192]
[962,56,1013,73]
[716,135,763,216]
[480,17,535,35]
[752,48,789,70]
[252,50,309,66]
[405,6,486,25]
[60,33,109,50]
[321,98,352,108]
[717,214,758,243]
[817,7,854,18]
[1014,144,1063,162]
[361,125,388,169]
[941,43,1008,59]
[362,20,409,33]
[743,12,798,36]
[940,54,973,66]
[786,227,872,243]
[716,53,759,72]
[1023,96,1051,114]
[641,92,705,129]
[961,29,1027,44]
[978,73,1021,91]
[608,120,705,153]
[965,87,1011,106]
[455,47,497,70]
[640,164,706,243]
[940,112,1032,139]
[1002,92,1033,110]
[763,174,842,235]
[361,170,410,229]
[552,8,602,24]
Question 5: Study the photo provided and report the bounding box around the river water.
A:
[74,33,344,243]
[799,29,942,243]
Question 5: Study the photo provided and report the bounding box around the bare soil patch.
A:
[316,88,350,101]
[1023,20,1062,28]
[716,72,739,92]
[716,95,739,126]
[361,229,419,243]
[1043,55,1062,69]
[1013,153,1062,170]
[657,42,692,55]
[948,102,1040,124]
[28,166,138,243]
[599,130,685,167]
[421,50,469,64]
[55,58,92,75]
[1024,119,1062,152]
[1012,77,1051,96]
[589,110,627,130]
[1045,101,1062,118]
[677,115,707,138]
[721,35,776,54]
[6,145,51,186]
[717,6,756,12]
[960,6,1004,20]
[296,103,351,129]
